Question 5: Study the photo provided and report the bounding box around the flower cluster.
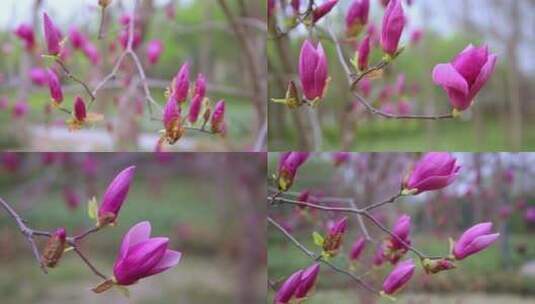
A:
[36,165,182,295]
[270,0,497,117]
[272,152,500,300]
[159,62,227,148]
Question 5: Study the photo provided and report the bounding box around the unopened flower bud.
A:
[322,217,347,257]
[42,228,67,268]
[98,166,136,227]
[74,96,87,122]
[277,152,310,192]
[43,13,61,56]
[422,258,456,274]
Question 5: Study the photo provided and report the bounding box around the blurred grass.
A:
[0,176,250,302]
[268,233,535,298]
[269,116,535,151]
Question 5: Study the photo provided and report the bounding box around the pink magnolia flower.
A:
[12,100,29,119]
[373,243,386,266]
[194,74,207,100]
[146,40,164,65]
[395,74,406,95]
[14,24,35,51]
[42,227,67,268]
[432,44,497,111]
[294,263,320,299]
[2,152,21,172]
[211,99,226,134]
[47,69,63,104]
[357,35,371,71]
[188,94,203,124]
[405,152,460,194]
[323,217,347,256]
[82,42,101,65]
[525,207,535,223]
[29,67,49,86]
[98,166,136,226]
[268,0,277,18]
[380,0,405,56]
[113,221,182,285]
[299,40,329,101]
[172,63,190,103]
[274,269,303,304]
[453,222,500,260]
[410,28,423,45]
[397,99,411,115]
[312,0,338,23]
[277,152,310,191]
[390,214,411,250]
[346,0,369,37]
[119,29,142,50]
[498,206,512,219]
[333,152,350,166]
[382,259,415,295]
[74,96,87,122]
[63,187,80,210]
[162,96,183,144]
[43,13,61,55]
[69,27,87,49]
[358,76,372,97]
[350,236,366,261]
[290,0,301,14]
[163,96,180,130]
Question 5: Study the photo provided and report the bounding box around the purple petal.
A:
[467,54,497,102]
[144,249,182,276]
[119,221,151,260]
[432,64,469,95]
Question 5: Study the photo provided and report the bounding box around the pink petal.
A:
[144,249,182,276]
[119,221,151,259]
[468,54,497,102]
[432,63,469,95]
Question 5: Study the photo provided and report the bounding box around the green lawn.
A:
[268,232,535,301]
[269,116,535,151]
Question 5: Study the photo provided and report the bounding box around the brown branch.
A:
[70,244,108,280]
[325,26,455,121]
[98,5,107,39]
[55,59,96,102]
[270,194,445,260]
[268,216,378,294]
[0,197,51,273]
[1,197,109,280]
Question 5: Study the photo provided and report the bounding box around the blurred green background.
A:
[0,152,266,303]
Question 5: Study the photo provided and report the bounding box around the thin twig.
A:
[55,59,96,102]
[325,25,454,121]
[268,216,378,293]
[270,195,444,260]
[70,245,108,280]
[0,197,51,273]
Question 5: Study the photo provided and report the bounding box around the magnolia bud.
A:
[42,228,67,268]
[422,258,456,274]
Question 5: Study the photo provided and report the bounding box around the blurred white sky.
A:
[0,0,186,28]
